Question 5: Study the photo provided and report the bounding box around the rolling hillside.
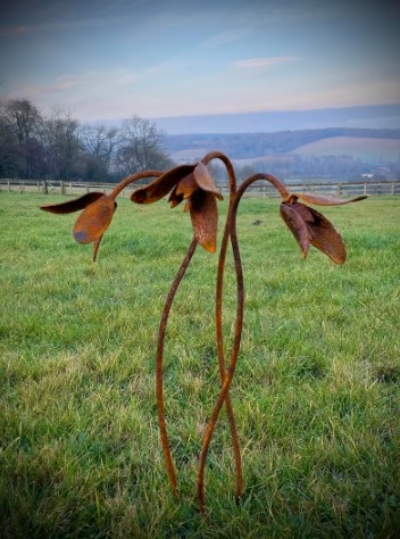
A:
[166,129,400,180]
[166,128,400,164]
[291,137,400,163]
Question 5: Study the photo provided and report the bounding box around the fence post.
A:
[8,180,10,192]
[364,183,367,196]
[43,181,48,194]
[392,182,395,196]
[61,181,66,195]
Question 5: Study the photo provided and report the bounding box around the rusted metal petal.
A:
[73,195,117,244]
[194,162,224,201]
[40,192,104,214]
[189,190,218,252]
[176,173,198,199]
[131,165,196,204]
[168,185,184,208]
[306,206,346,265]
[280,203,310,258]
[293,192,367,206]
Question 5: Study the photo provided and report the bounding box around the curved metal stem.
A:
[111,170,163,198]
[197,187,244,515]
[237,172,289,200]
[197,172,287,515]
[156,236,199,492]
[200,152,243,502]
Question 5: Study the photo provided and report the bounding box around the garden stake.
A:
[201,151,244,504]
[41,151,367,517]
[156,234,199,493]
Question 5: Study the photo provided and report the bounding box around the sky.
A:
[1,0,400,129]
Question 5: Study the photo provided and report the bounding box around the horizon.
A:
[1,0,400,126]
[92,103,400,135]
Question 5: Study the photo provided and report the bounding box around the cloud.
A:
[200,28,250,49]
[19,57,179,98]
[0,25,32,36]
[0,15,127,37]
[23,75,79,96]
[231,56,300,71]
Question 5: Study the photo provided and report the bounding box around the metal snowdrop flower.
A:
[280,192,367,264]
[131,162,223,252]
[41,192,117,261]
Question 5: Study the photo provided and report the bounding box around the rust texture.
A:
[40,151,367,516]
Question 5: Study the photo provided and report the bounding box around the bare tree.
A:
[41,106,82,180]
[117,116,174,175]
[79,123,118,181]
[79,124,118,167]
[0,98,45,178]
[0,102,174,181]
[1,98,42,143]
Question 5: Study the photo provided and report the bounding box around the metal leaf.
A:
[189,190,218,253]
[293,192,367,206]
[306,206,346,265]
[131,165,196,204]
[40,192,104,214]
[168,184,184,208]
[193,162,224,200]
[280,203,310,258]
[73,195,116,244]
[176,173,198,199]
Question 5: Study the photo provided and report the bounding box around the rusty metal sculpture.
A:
[41,151,366,516]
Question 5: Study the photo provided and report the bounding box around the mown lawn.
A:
[1,191,399,538]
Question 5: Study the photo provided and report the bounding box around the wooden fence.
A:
[1,178,399,197]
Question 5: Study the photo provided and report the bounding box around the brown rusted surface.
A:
[41,151,367,517]
[188,190,218,253]
[92,235,104,263]
[132,162,223,252]
[280,202,312,258]
[193,161,224,200]
[40,191,104,214]
[293,192,367,206]
[73,195,117,244]
[213,152,243,506]
[175,172,197,199]
[197,163,246,515]
[156,236,199,493]
[280,197,347,264]
[130,164,196,204]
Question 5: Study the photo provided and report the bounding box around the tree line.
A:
[0,98,174,182]
[2,98,399,184]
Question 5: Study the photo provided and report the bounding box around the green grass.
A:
[1,191,399,538]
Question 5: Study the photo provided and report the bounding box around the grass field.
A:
[1,191,399,538]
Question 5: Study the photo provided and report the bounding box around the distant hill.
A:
[291,137,400,164]
[165,128,400,162]
[155,104,400,135]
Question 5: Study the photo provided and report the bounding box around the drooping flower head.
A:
[41,192,117,261]
[131,162,223,252]
[280,192,367,264]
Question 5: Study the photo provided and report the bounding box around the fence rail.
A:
[1,178,399,197]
